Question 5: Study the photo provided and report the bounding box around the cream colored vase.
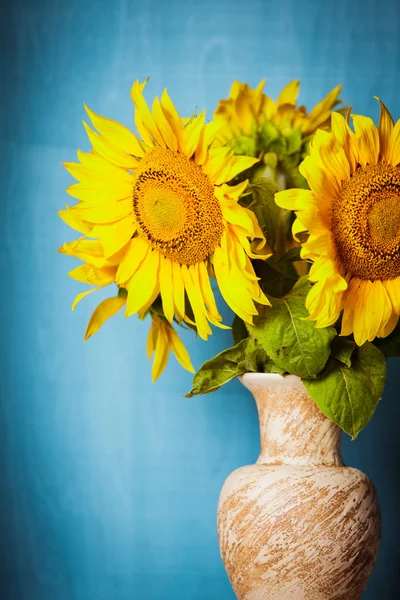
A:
[217,373,381,600]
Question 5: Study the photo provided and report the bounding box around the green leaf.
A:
[243,177,280,249]
[232,315,248,345]
[277,247,302,265]
[330,337,356,367]
[249,278,336,378]
[186,338,285,397]
[303,342,386,439]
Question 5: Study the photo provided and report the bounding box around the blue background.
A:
[1,0,400,598]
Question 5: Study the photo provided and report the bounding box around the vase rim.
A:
[239,372,303,391]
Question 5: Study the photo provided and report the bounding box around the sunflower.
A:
[275,99,400,346]
[214,79,342,150]
[59,79,269,353]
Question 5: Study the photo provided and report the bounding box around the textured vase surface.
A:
[217,373,381,600]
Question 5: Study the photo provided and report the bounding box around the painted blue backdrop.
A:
[1,0,400,598]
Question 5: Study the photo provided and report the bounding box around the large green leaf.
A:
[186,338,285,397]
[303,342,386,439]
[249,278,336,378]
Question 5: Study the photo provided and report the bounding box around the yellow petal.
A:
[301,85,342,134]
[378,310,398,338]
[195,119,224,165]
[151,322,170,381]
[384,277,400,314]
[76,149,135,183]
[125,249,160,316]
[73,198,133,223]
[375,97,394,162]
[197,262,220,320]
[59,239,106,267]
[352,115,379,167]
[69,264,116,285]
[66,182,132,203]
[131,79,166,148]
[82,122,138,169]
[84,104,144,157]
[388,118,400,167]
[305,274,346,327]
[353,280,392,345]
[183,111,206,157]
[330,112,358,173]
[180,265,212,340]
[277,80,299,107]
[311,129,350,182]
[160,88,185,150]
[166,326,195,373]
[274,188,317,211]
[159,257,175,323]
[92,216,136,258]
[72,287,102,311]
[172,262,186,322]
[308,257,338,282]
[151,96,178,151]
[116,237,150,285]
[58,206,93,234]
[84,295,126,341]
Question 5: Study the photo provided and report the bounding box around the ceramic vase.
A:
[217,373,381,600]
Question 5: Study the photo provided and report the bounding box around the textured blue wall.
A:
[1,0,400,598]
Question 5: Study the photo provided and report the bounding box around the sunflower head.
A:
[214,79,343,189]
[275,98,400,346]
[59,79,271,379]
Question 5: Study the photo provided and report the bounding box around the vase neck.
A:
[241,374,343,467]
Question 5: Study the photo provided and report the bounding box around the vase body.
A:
[217,373,381,600]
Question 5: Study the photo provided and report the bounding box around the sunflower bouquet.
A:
[59,78,400,439]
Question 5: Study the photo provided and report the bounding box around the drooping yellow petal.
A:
[166,326,195,373]
[151,321,169,381]
[131,79,166,148]
[84,295,126,341]
[72,287,102,311]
